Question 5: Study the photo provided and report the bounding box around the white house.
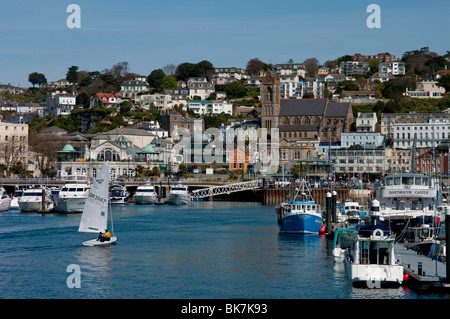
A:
[355,112,378,132]
[404,80,445,99]
[378,62,406,75]
[341,132,385,148]
[214,67,248,81]
[90,93,123,108]
[187,100,233,116]
[274,63,306,78]
[46,92,77,116]
[137,94,187,111]
[187,77,215,100]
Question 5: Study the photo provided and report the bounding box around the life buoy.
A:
[372,229,384,238]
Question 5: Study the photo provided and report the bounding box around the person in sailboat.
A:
[97,229,111,242]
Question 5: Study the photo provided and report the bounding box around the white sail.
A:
[78,162,110,233]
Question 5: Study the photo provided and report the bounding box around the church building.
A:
[260,70,354,163]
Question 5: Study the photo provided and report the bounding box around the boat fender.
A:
[372,229,384,238]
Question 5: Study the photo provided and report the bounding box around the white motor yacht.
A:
[0,187,12,212]
[56,175,90,213]
[166,184,191,205]
[18,187,54,212]
[134,185,158,204]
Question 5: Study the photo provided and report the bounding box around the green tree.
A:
[368,60,380,76]
[437,74,450,93]
[160,75,178,90]
[196,60,215,79]
[178,163,188,177]
[66,65,79,84]
[147,69,166,90]
[302,92,315,99]
[28,72,46,87]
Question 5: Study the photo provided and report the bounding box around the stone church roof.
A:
[325,102,351,117]
[279,99,327,116]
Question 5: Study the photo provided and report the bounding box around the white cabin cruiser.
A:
[0,187,11,212]
[56,175,90,213]
[344,216,404,287]
[18,187,54,212]
[134,185,158,204]
[166,184,191,205]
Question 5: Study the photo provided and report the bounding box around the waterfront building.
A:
[385,146,412,174]
[229,147,249,173]
[330,144,385,180]
[0,121,28,170]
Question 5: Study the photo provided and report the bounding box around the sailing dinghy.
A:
[78,162,117,246]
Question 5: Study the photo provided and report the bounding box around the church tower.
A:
[260,70,280,132]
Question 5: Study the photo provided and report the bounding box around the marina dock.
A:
[395,243,450,291]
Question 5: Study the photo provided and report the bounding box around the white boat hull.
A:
[345,261,404,286]
[56,197,87,213]
[10,198,20,208]
[134,195,157,204]
[19,200,53,212]
[0,198,11,212]
[166,194,191,205]
[82,236,117,247]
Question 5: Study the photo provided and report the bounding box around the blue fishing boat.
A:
[276,179,323,234]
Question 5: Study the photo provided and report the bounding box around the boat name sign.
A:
[382,189,435,198]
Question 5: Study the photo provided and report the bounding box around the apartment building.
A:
[0,121,29,169]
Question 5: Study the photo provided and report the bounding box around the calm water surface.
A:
[0,201,447,299]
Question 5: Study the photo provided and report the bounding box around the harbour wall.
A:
[262,188,371,207]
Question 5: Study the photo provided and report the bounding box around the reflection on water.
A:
[0,202,447,299]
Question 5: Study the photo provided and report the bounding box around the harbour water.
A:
[0,201,448,300]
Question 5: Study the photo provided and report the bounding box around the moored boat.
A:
[56,175,90,213]
[10,188,24,209]
[0,187,12,212]
[134,184,158,204]
[276,179,323,234]
[18,187,54,212]
[109,182,129,204]
[166,184,191,205]
[344,216,403,287]
[332,228,357,262]
[369,173,441,233]
[343,200,362,223]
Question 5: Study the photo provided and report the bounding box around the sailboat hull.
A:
[82,236,117,247]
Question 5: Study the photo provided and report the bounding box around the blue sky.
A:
[1,0,449,87]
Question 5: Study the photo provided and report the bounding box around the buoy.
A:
[319,225,326,234]
[403,273,410,281]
